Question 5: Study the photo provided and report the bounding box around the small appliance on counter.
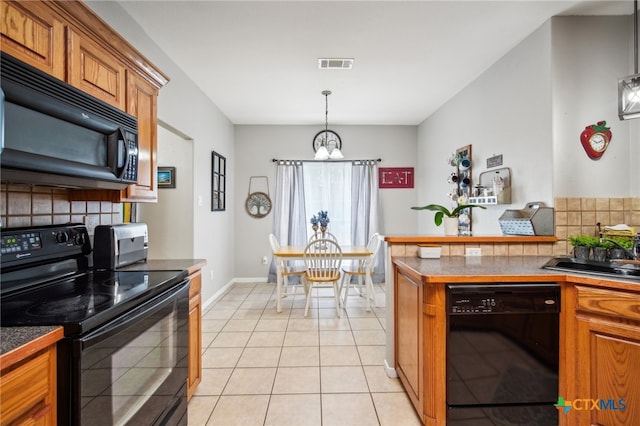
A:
[93,223,148,270]
[498,202,555,236]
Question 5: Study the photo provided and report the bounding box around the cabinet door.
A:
[68,28,126,110]
[395,270,423,416]
[187,271,202,399]
[0,345,56,425]
[574,285,640,426]
[0,0,65,80]
[123,72,158,202]
[575,317,640,426]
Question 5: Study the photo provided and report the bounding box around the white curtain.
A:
[268,160,307,283]
[351,160,384,283]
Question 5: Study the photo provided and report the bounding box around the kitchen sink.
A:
[543,257,640,281]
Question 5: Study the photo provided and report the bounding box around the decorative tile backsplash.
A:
[388,197,640,258]
[0,184,123,231]
[553,197,640,256]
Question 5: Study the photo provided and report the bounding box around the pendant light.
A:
[618,0,640,120]
[314,90,344,160]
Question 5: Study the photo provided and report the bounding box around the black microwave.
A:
[0,53,138,190]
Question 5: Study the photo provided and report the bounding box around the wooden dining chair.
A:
[339,233,381,310]
[303,238,343,317]
[269,233,308,297]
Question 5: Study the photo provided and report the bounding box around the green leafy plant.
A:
[568,235,599,248]
[411,203,486,226]
[608,236,633,249]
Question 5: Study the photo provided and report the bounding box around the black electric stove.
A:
[1,268,187,334]
[1,223,190,425]
[0,223,186,336]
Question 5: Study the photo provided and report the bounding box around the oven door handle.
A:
[78,280,189,350]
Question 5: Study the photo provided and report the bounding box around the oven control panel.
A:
[1,224,91,269]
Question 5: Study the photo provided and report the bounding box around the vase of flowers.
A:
[310,210,330,242]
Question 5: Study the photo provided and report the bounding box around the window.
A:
[303,162,351,243]
[211,151,226,211]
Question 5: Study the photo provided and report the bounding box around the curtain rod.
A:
[272,158,382,163]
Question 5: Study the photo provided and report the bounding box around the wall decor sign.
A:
[486,154,503,168]
[157,167,176,188]
[378,167,414,189]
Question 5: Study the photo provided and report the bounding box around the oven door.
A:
[60,280,189,426]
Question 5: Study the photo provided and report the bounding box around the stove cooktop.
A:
[0,269,187,335]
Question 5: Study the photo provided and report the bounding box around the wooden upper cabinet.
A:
[0,0,65,80]
[123,73,158,202]
[0,0,169,203]
[67,29,127,110]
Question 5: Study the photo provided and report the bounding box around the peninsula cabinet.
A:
[394,264,447,425]
[570,283,640,426]
[0,0,168,203]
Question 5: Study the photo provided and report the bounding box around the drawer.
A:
[576,285,640,322]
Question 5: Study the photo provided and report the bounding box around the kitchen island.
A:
[391,255,640,426]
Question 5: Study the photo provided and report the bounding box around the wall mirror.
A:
[212,151,226,211]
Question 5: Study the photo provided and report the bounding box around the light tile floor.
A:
[188,282,422,426]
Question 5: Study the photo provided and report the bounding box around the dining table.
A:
[272,245,373,313]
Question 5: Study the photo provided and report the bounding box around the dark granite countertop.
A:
[118,259,207,275]
[0,326,63,357]
[393,255,640,291]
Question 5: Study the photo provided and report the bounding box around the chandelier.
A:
[314,90,344,160]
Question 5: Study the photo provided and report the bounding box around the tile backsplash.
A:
[0,184,123,231]
[388,196,640,258]
[553,197,640,256]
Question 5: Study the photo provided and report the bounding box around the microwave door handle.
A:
[114,128,131,179]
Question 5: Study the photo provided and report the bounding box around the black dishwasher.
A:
[446,283,560,425]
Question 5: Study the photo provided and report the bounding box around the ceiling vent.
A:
[318,58,354,70]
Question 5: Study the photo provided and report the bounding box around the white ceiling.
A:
[116,0,633,125]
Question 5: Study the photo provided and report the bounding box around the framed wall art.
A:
[211,151,226,211]
[157,167,176,188]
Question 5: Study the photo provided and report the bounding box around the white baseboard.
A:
[233,277,269,283]
[201,278,272,310]
[384,359,398,378]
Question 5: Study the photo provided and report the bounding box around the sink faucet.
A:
[601,235,640,261]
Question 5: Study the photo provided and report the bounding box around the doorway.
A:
[138,122,194,258]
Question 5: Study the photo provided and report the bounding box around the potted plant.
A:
[605,236,633,260]
[568,235,599,260]
[593,238,611,262]
[411,203,486,236]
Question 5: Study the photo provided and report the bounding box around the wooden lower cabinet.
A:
[395,269,423,416]
[187,270,202,400]
[0,330,62,426]
[394,264,447,425]
[571,284,640,426]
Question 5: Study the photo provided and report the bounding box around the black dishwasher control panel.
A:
[447,283,560,314]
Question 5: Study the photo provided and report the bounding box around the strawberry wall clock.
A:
[579,121,612,160]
